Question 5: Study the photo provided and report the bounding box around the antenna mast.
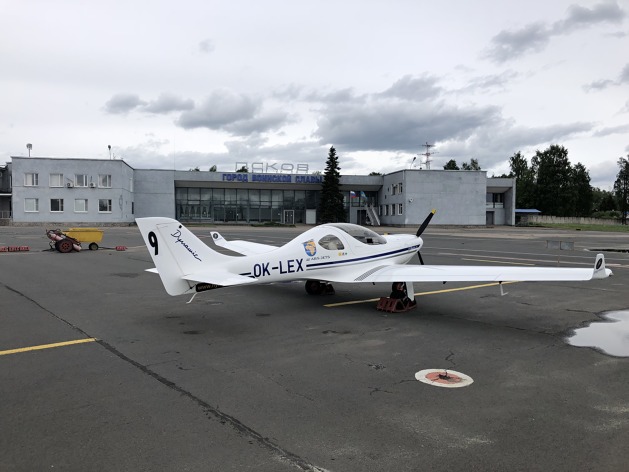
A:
[420,142,437,170]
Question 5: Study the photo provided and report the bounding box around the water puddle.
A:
[567,310,629,357]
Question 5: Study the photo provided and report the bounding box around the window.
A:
[391,204,396,216]
[99,174,112,188]
[398,203,403,215]
[318,235,345,251]
[399,182,403,193]
[50,173,63,187]
[50,199,64,212]
[329,223,387,245]
[75,174,88,187]
[384,205,389,216]
[98,199,112,212]
[75,199,88,212]
[24,173,39,186]
[392,184,399,195]
[24,198,39,212]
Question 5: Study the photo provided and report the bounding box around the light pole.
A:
[26,143,32,157]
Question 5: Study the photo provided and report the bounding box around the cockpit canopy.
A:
[327,223,387,245]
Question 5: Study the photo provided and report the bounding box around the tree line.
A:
[507,145,628,223]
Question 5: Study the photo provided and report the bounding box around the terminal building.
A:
[2,156,515,227]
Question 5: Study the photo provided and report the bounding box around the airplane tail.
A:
[136,217,232,296]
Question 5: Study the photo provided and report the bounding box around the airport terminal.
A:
[2,156,515,226]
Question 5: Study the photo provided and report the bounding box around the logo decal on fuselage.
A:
[303,239,317,257]
[170,229,202,261]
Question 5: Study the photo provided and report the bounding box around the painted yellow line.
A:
[461,258,535,266]
[0,338,97,356]
[324,282,519,308]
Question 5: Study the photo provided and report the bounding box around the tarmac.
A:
[1,223,628,472]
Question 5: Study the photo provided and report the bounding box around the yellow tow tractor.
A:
[46,228,104,253]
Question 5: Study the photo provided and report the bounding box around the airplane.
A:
[135,211,612,306]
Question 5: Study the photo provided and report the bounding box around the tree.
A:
[318,146,345,223]
[209,165,217,172]
[461,158,481,170]
[614,156,629,225]
[443,159,459,170]
[531,145,574,216]
[236,166,248,173]
[592,188,616,212]
[508,152,536,209]
[368,171,382,176]
[571,162,593,217]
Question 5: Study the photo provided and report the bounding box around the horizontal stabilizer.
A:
[210,232,278,256]
[183,270,258,287]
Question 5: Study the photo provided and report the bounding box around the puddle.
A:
[567,310,629,357]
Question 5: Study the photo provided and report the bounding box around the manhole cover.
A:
[415,369,474,388]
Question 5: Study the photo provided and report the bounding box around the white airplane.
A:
[136,211,612,304]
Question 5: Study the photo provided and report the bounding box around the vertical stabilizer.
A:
[136,217,232,295]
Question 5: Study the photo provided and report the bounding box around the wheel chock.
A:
[0,246,30,252]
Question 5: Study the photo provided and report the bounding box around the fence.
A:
[527,215,621,226]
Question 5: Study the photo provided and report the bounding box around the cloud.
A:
[378,75,443,101]
[143,93,194,113]
[436,121,594,170]
[198,39,215,54]
[483,22,551,63]
[583,62,629,91]
[175,89,293,135]
[314,96,501,152]
[620,63,629,83]
[593,124,629,137]
[484,1,626,63]
[583,79,616,91]
[177,89,260,130]
[552,1,625,34]
[456,70,519,94]
[103,93,146,114]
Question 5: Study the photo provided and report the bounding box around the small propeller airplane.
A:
[136,210,612,305]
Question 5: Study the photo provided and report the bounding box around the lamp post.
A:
[26,143,32,157]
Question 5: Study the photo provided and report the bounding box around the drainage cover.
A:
[415,369,474,388]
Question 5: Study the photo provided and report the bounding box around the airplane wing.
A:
[350,254,610,283]
[210,231,278,256]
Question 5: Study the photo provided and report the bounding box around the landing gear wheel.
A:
[56,239,74,253]
[88,242,99,251]
[305,280,323,295]
[305,280,335,295]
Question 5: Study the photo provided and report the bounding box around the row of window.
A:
[380,203,404,216]
[24,198,113,213]
[24,173,112,188]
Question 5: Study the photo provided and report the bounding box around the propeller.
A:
[416,209,436,265]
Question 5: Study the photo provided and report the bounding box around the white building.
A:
[3,156,515,227]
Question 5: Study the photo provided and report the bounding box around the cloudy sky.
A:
[1,0,627,188]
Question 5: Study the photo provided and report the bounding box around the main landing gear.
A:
[304,280,335,295]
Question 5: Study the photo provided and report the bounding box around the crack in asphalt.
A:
[3,282,328,472]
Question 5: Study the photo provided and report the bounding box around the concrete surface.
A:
[1,224,628,471]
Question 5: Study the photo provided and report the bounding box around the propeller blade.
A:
[418,251,425,265]
[416,209,436,237]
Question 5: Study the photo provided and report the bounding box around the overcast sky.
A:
[1,0,627,188]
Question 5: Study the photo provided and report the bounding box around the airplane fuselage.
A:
[221,226,422,284]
